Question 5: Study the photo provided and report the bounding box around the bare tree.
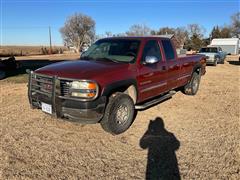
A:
[187,24,205,38]
[126,24,151,36]
[220,26,232,38]
[157,27,175,35]
[151,27,188,49]
[105,31,113,37]
[230,12,240,38]
[60,13,95,52]
[113,33,127,37]
[173,27,188,49]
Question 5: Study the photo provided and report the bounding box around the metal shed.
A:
[209,38,239,55]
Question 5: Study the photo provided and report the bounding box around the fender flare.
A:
[192,62,202,75]
[102,79,138,101]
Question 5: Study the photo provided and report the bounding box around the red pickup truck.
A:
[28,36,206,134]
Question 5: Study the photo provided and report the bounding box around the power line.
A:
[1,26,61,29]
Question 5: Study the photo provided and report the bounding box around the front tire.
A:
[100,92,135,135]
[182,72,201,95]
[221,59,225,64]
[213,58,218,66]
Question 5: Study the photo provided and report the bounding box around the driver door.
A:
[138,39,168,102]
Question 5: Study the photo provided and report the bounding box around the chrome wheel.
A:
[192,76,199,93]
[116,104,129,124]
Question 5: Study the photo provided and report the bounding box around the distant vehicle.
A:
[28,36,206,134]
[198,47,227,66]
[210,38,239,55]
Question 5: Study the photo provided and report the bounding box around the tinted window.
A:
[199,47,218,53]
[162,39,175,60]
[142,40,161,62]
[80,39,140,63]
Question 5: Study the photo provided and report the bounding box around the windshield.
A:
[80,39,141,63]
[199,47,218,53]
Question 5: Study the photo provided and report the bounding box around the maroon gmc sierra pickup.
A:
[28,36,206,134]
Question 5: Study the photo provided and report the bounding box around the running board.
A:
[135,91,176,110]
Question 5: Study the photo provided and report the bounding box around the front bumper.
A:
[28,72,106,124]
[206,58,215,64]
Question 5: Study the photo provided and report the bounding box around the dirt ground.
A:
[0,55,239,179]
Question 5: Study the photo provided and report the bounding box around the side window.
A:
[162,39,175,60]
[142,40,161,62]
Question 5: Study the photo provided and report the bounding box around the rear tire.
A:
[182,72,201,95]
[100,92,135,135]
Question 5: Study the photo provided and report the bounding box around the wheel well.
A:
[194,66,202,75]
[124,85,137,104]
[110,85,137,104]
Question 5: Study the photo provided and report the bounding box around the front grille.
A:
[60,80,71,96]
[31,74,54,97]
[30,73,72,98]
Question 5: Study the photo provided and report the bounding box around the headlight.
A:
[70,81,98,99]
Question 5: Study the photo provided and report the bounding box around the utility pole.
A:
[49,26,52,54]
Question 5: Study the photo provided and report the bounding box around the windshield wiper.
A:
[97,57,120,63]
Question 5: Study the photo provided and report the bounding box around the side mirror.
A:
[144,56,159,64]
[81,51,86,56]
[80,51,87,59]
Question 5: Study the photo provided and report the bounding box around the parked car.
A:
[28,36,206,134]
[198,47,227,66]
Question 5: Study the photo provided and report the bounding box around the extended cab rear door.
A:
[161,39,181,90]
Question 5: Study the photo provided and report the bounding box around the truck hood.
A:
[34,60,130,80]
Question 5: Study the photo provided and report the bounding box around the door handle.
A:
[170,65,180,69]
[143,72,154,77]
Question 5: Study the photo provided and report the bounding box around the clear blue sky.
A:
[1,0,239,46]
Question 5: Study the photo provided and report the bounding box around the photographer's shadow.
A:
[140,117,181,180]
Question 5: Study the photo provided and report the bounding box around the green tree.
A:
[211,26,221,39]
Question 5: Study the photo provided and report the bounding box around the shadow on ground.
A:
[140,117,181,180]
[228,60,240,66]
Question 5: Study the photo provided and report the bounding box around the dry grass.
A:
[0,46,68,57]
[0,55,239,179]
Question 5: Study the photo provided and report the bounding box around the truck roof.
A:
[101,35,174,41]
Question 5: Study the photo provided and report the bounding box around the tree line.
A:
[60,12,240,52]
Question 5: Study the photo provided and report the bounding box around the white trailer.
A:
[209,38,239,55]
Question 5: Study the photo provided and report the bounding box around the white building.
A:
[209,38,239,55]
